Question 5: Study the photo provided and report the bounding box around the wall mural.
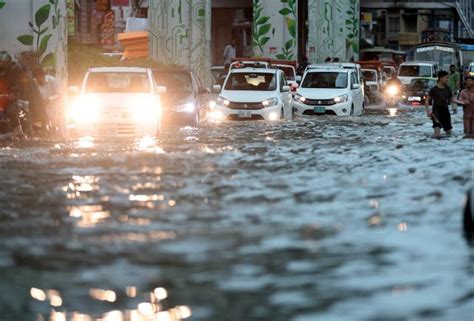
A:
[0,0,67,87]
[307,0,360,63]
[252,0,297,60]
[149,0,211,86]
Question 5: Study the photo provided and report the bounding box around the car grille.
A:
[227,101,264,110]
[302,98,336,106]
[227,114,265,121]
[302,110,337,116]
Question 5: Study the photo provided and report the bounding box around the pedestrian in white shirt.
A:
[223,39,236,66]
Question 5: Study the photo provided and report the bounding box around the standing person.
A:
[223,39,236,66]
[448,64,460,113]
[459,76,474,138]
[424,71,464,138]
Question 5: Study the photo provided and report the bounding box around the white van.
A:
[398,61,438,85]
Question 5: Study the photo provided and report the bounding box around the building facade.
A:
[149,0,361,86]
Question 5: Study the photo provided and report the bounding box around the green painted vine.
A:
[345,0,359,55]
[276,0,297,60]
[0,1,6,10]
[253,0,272,55]
[16,3,55,69]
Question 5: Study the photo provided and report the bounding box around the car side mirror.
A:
[213,84,221,93]
[155,86,167,94]
[352,83,361,90]
[282,85,290,92]
[68,86,80,96]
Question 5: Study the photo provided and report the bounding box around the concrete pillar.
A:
[149,0,212,86]
[307,0,359,63]
[252,0,298,60]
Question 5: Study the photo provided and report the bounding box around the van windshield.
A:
[86,72,150,93]
[399,65,432,77]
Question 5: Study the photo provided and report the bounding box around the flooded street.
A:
[0,107,473,321]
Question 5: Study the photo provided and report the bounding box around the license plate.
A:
[99,128,116,135]
[238,110,252,118]
[408,96,421,102]
[314,107,326,114]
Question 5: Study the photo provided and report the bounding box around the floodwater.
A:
[0,107,472,321]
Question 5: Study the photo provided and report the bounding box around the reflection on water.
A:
[31,286,191,321]
[69,205,111,228]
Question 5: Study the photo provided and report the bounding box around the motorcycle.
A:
[384,84,400,109]
[0,99,31,140]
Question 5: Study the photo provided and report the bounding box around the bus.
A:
[413,42,462,71]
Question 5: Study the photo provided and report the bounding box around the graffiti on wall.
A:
[100,10,115,47]
[149,0,212,86]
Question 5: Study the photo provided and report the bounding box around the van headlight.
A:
[133,97,160,123]
[333,94,349,103]
[262,97,279,107]
[217,96,230,106]
[70,97,99,123]
[294,93,306,103]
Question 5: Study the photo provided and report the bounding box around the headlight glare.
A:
[262,97,279,107]
[334,94,349,103]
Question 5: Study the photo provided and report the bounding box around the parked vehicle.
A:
[400,78,436,107]
[293,67,364,116]
[362,68,382,104]
[210,68,293,121]
[398,61,438,85]
[361,47,406,66]
[153,68,209,127]
[273,64,300,93]
[68,67,165,138]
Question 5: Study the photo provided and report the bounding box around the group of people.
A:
[0,50,62,139]
[425,67,474,138]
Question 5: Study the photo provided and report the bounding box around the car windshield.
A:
[275,66,295,80]
[85,72,150,93]
[399,65,432,77]
[224,72,276,91]
[408,79,436,91]
[301,72,348,89]
[153,70,192,92]
[362,70,377,82]
[383,67,394,77]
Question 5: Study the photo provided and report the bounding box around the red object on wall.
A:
[112,0,129,6]
[101,10,116,47]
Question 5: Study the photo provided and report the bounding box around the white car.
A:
[293,67,364,116]
[68,67,165,138]
[307,63,365,97]
[273,64,301,91]
[398,61,438,85]
[210,68,293,121]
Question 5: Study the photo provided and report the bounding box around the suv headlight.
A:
[262,97,279,107]
[294,93,306,103]
[334,94,349,103]
[217,96,230,106]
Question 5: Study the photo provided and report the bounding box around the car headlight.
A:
[294,93,306,103]
[175,102,195,113]
[217,96,230,106]
[334,94,349,103]
[262,97,279,107]
[386,85,399,95]
[69,96,99,124]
